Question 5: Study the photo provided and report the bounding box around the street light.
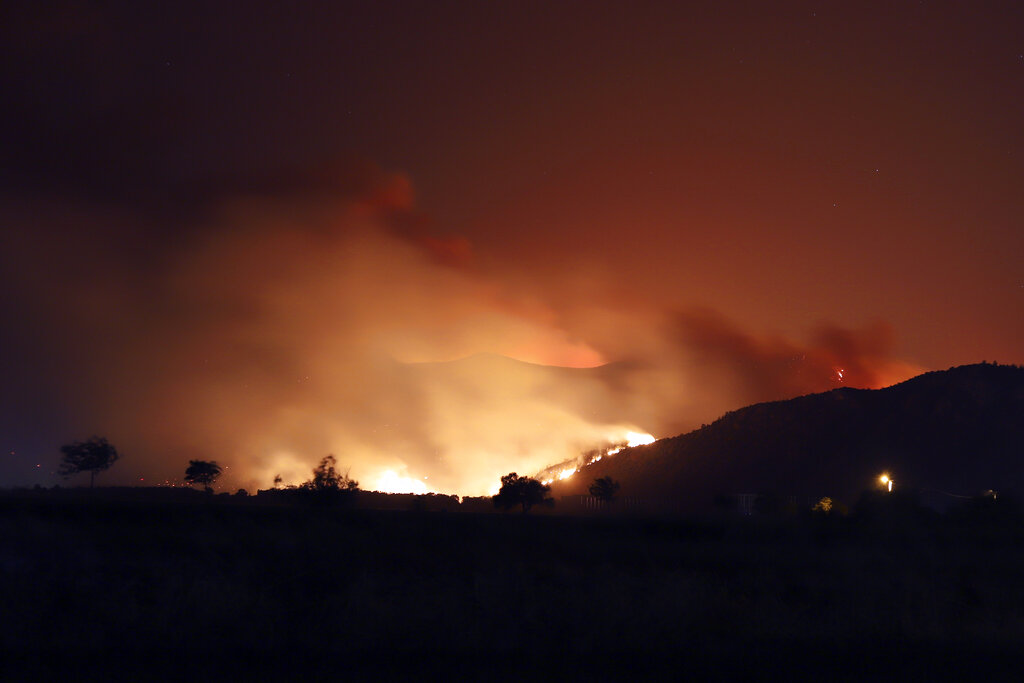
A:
[879,474,892,492]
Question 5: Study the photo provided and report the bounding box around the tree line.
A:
[56,437,359,494]
[491,472,621,513]
[56,436,622,510]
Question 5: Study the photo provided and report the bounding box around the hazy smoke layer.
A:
[0,174,919,494]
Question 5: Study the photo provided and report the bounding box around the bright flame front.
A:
[531,427,657,486]
[372,469,431,494]
[624,431,656,447]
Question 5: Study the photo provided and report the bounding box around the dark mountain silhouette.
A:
[552,363,1024,511]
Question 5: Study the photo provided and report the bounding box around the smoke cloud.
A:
[0,171,920,494]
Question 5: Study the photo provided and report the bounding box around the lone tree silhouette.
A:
[589,476,620,504]
[184,460,222,492]
[59,436,119,488]
[304,455,358,492]
[493,472,553,514]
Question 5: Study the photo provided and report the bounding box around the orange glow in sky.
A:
[0,3,1020,493]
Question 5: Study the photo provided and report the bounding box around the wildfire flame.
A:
[624,431,656,447]
[372,469,431,494]
[533,428,657,485]
[608,431,656,456]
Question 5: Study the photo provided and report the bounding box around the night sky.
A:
[2,1,1022,494]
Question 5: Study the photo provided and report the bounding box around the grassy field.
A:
[2,492,1023,680]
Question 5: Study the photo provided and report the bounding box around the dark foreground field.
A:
[2,493,1023,681]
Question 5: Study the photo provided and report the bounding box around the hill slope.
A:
[552,363,1024,511]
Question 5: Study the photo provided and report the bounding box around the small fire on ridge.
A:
[537,430,656,486]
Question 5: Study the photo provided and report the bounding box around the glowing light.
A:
[557,467,577,480]
[625,431,656,447]
[601,430,654,458]
[879,473,893,492]
[373,469,430,494]
[836,367,845,381]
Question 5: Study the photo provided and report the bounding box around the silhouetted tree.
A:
[304,455,359,492]
[589,476,620,504]
[184,460,222,492]
[59,437,119,488]
[492,473,553,514]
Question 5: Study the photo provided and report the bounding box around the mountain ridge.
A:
[552,363,1024,511]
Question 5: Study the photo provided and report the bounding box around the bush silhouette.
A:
[299,455,358,506]
[589,476,620,504]
[492,473,553,514]
[184,460,223,492]
[58,436,119,488]
[304,455,358,492]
